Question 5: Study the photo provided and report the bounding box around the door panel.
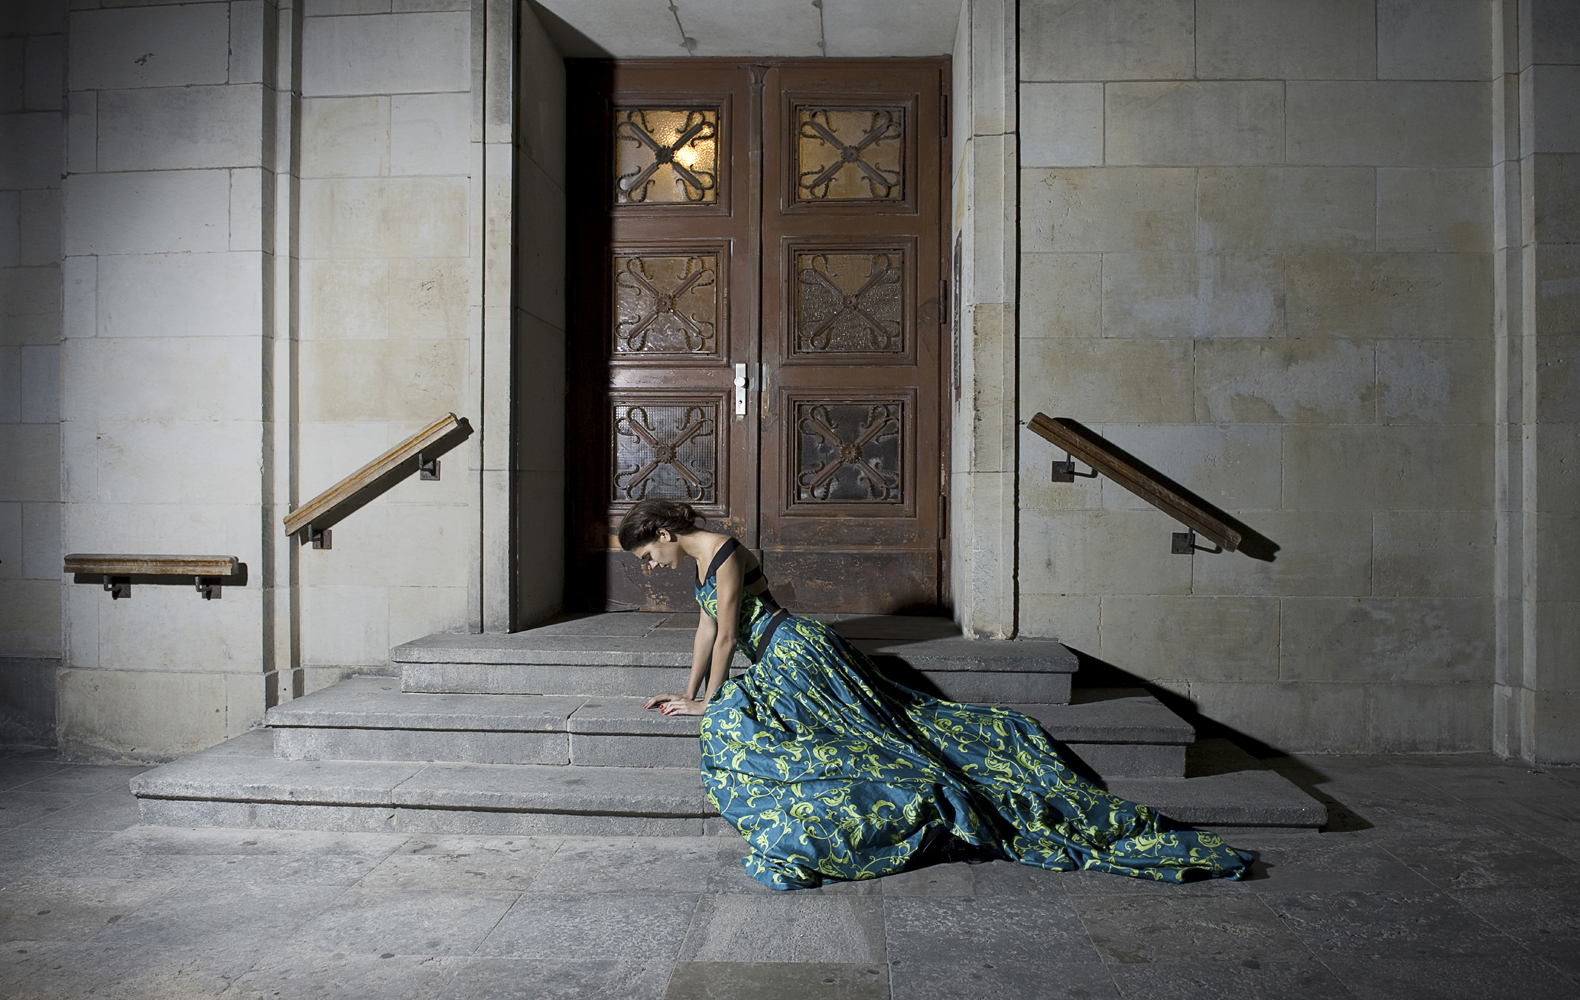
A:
[758,64,945,612]
[566,60,947,614]
[568,64,756,611]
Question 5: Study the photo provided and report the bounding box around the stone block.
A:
[1019,83,1102,167]
[1020,254,1100,338]
[396,810,705,836]
[92,585,263,675]
[1286,253,1494,340]
[1020,338,1194,423]
[301,96,391,178]
[95,85,264,172]
[299,503,475,589]
[1191,510,1374,598]
[0,38,21,113]
[0,579,61,658]
[63,170,232,256]
[1106,763,1328,826]
[0,348,19,422]
[388,585,468,647]
[1022,168,1195,253]
[1194,338,1376,424]
[95,251,262,339]
[301,258,392,343]
[1064,742,1184,778]
[1379,0,1494,80]
[515,157,565,327]
[672,0,822,57]
[1533,689,1580,764]
[23,500,60,580]
[276,728,571,765]
[68,4,229,90]
[0,265,61,347]
[1367,682,1492,752]
[0,423,59,502]
[66,89,93,173]
[1198,168,1376,253]
[302,11,471,97]
[1374,510,1496,598]
[391,92,470,176]
[1019,0,1193,81]
[298,338,466,420]
[91,418,261,505]
[1198,254,1286,338]
[1106,83,1283,166]
[0,111,61,190]
[19,189,62,266]
[1535,512,1580,599]
[0,192,16,267]
[1021,508,1194,596]
[1377,339,1492,424]
[62,335,262,423]
[1377,168,1493,252]
[1196,0,1375,80]
[1099,596,1279,683]
[1099,253,1196,339]
[1097,423,1282,511]
[0,655,57,744]
[1287,82,1491,167]
[138,798,398,832]
[1536,247,1580,336]
[570,733,701,768]
[299,176,469,258]
[58,667,230,758]
[1534,155,1580,244]
[1183,680,1369,753]
[1281,597,1493,685]
[1017,439,1104,515]
[1284,424,1493,511]
[228,0,266,85]
[299,585,389,670]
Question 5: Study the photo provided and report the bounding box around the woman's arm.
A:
[644,610,715,714]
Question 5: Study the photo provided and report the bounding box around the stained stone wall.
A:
[1015,0,1502,754]
[0,1,67,743]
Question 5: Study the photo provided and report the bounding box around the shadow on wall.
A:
[1067,650,1370,834]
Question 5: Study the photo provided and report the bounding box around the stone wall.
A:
[1494,0,1580,764]
[294,0,479,685]
[0,1,66,743]
[1016,0,1499,753]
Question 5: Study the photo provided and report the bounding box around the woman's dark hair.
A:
[617,499,702,550]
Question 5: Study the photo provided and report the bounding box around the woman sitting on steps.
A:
[620,498,1252,890]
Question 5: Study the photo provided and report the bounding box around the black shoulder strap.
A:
[703,537,740,582]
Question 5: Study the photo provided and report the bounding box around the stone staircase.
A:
[130,614,1326,837]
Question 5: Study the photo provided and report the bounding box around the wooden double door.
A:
[567,59,949,613]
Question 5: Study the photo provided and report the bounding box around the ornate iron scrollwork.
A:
[796,108,904,201]
[614,404,717,503]
[614,254,719,354]
[795,402,903,502]
[616,108,720,205]
[794,251,904,353]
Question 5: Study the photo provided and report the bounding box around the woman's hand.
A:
[643,693,706,716]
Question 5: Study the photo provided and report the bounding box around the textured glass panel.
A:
[795,107,905,201]
[614,403,717,503]
[615,108,720,205]
[794,250,904,353]
[795,402,903,503]
[614,254,719,354]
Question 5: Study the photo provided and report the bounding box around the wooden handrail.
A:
[64,554,239,576]
[1027,414,1242,553]
[284,413,462,537]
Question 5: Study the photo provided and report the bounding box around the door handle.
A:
[734,363,748,417]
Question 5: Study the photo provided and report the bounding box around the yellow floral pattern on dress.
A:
[696,552,1253,890]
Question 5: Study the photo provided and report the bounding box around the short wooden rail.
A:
[284,412,463,546]
[1027,413,1242,553]
[64,554,242,600]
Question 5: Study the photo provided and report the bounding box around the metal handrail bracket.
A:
[1027,413,1243,554]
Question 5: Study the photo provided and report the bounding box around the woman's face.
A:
[632,530,685,570]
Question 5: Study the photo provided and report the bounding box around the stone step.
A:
[131,732,1324,837]
[265,680,1190,777]
[393,614,1079,705]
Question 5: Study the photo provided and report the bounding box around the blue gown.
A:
[695,539,1253,890]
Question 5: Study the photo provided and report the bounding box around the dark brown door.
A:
[566,60,947,614]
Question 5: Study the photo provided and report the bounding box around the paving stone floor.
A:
[1,744,1578,999]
